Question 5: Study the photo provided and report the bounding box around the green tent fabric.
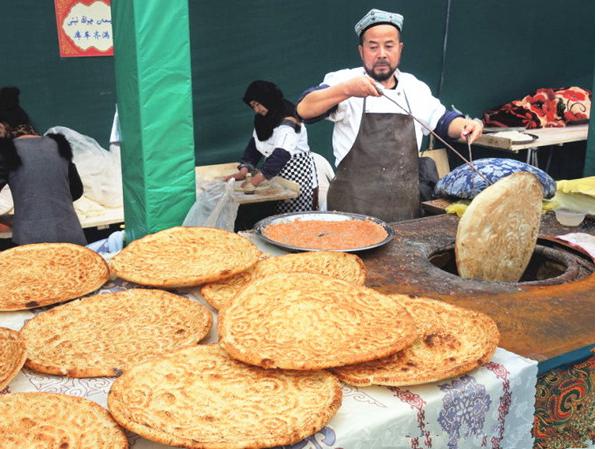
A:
[112,0,196,243]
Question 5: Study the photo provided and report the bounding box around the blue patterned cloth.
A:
[434,158,556,199]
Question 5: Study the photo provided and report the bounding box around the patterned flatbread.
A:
[0,392,128,449]
[108,345,341,449]
[0,243,109,311]
[219,273,417,370]
[111,226,261,287]
[201,251,367,310]
[331,295,500,386]
[0,327,26,390]
[456,172,543,282]
[20,289,212,377]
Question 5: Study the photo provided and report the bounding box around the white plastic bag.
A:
[183,178,239,231]
[45,126,123,208]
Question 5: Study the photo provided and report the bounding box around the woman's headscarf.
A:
[243,80,296,141]
[0,87,37,137]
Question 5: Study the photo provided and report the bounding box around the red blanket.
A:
[483,86,591,129]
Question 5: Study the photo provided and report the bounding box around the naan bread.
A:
[21,289,212,377]
[201,251,366,310]
[0,392,127,449]
[0,243,109,311]
[219,273,417,370]
[0,327,26,390]
[111,226,261,287]
[332,295,499,386]
[108,345,341,449]
[456,172,543,281]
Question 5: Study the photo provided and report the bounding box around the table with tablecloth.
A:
[1,274,539,449]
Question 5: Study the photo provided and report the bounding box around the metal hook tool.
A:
[373,82,492,185]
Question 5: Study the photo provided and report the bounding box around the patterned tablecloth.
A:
[2,274,538,449]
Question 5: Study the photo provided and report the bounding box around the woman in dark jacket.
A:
[0,87,86,245]
[226,80,318,213]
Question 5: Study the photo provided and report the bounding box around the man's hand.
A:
[448,117,484,143]
[459,118,484,143]
[297,76,381,120]
[340,76,382,98]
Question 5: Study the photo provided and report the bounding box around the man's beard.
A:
[365,63,396,82]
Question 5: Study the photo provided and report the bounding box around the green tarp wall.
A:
[111,0,196,241]
[0,0,594,176]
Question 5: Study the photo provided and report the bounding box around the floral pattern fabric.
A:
[434,157,556,200]
[533,356,595,449]
[483,87,592,129]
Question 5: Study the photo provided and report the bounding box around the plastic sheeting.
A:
[112,0,196,243]
[45,126,123,208]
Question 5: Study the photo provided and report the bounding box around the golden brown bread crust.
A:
[20,289,212,377]
[219,273,417,370]
[110,226,261,287]
[108,345,342,449]
[0,392,128,448]
[0,327,26,390]
[201,251,367,310]
[455,172,543,282]
[331,295,500,386]
[0,243,109,311]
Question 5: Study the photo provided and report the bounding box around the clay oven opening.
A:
[428,238,594,285]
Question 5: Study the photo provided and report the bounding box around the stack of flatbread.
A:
[2,223,502,448]
[219,272,418,370]
[108,345,342,449]
[111,226,261,287]
[218,272,499,384]
[0,393,127,448]
[0,243,109,311]
[0,327,26,390]
[201,251,366,310]
[331,295,499,386]
[20,289,212,377]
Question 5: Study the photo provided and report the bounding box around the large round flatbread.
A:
[219,273,417,370]
[0,327,26,390]
[455,172,543,282]
[201,251,367,310]
[332,295,499,386]
[0,392,128,449]
[111,226,261,287]
[108,345,341,449]
[20,289,212,377]
[0,243,110,311]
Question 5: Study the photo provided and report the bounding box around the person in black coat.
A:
[0,87,86,245]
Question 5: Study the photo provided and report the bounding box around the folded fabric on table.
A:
[434,158,556,200]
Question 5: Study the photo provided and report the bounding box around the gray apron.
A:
[327,98,420,222]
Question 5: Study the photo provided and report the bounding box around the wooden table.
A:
[0,165,299,239]
[0,206,124,240]
[474,125,589,169]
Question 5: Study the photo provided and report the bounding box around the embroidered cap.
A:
[354,8,404,37]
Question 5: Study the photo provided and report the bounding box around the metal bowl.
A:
[253,211,395,253]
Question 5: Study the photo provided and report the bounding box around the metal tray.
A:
[253,211,395,253]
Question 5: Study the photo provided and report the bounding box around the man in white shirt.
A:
[297,8,483,222]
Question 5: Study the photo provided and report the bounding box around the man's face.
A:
[358,24,403,82]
